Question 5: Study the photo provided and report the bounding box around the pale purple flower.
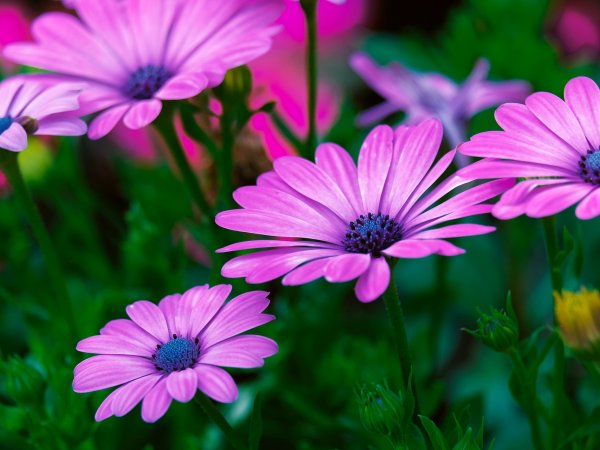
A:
[5,0,283,140]
[73,284,278,423]
[216,119,513,303]
[459,76,600,220]
[0,76,86,152]
[350,54,530,148]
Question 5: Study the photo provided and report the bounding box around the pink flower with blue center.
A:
[350,54,530,148]
[73,284,278,423]
[216,119,513,303]
[459,76,600,220]
[5,0,283,140]
[0,76,86,152]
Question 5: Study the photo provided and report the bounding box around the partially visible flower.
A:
[73,284,278,423]
[0,4,30,71]
[216,119,512,303]
[6,0,283,139]
[0,77,86,152]
[351,54,530,148]
[551,1,600,58]
[459,76,600,220]
[555,288,600,357]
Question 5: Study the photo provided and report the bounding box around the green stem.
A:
[0,152,78,340]
[509,349,545,450]
[300,0,318,157]
[541,216,562,293]
[218,113,235,211]
[155,107,213,223]
[195,394,246,450]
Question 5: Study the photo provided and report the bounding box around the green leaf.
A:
[248,394,264,450]
[418,416,449,450]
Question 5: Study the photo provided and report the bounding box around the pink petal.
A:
[409,224,495,240]
[525,91,589,152]
[357,125,394,213]
[315,143,364,216]
[35,117,87,136]
[166,368,198,403]
[354,257,390,303]
[207,335,278,359]
[175,285,211,339]
[157,293,182,338]
[141,378,172,423]
[126,300,170,343]
[76,335,151,357]
[88,103,131,140]
[123,99,162,130]
[100,318,160,350]
[200,335,276,368]
[564,76,600,150]
[155,73,208,100]
[111,374,163,417]
[525,183,595,218]
[576,187,600,220]
[383,239,465,258]
[217,239,339,253]
[187,284,232,338]
[323,253,371,283]
[457,158,575,179]
[73,355,157,393]
[195,365,238,403]
[0,122,27,152]
[95,389,118,422]
[281,257,332,286]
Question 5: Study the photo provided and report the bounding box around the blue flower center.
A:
[152,335,200,373]
[0,116,13,135]
[343,212,402,257]
[124,65,171,100]
[579,150,600,185]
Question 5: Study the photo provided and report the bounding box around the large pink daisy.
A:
[5,0,283,140]
[73,284,278,423]
[216,119,513,302]
[459,76,600,220]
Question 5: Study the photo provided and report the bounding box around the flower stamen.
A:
[343,212,402,257]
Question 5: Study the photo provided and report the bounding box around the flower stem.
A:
[541,216,562,293]
[195,394,246,450]
[155,106,213,224]
[300,0,318,157]
[0,151,78,340]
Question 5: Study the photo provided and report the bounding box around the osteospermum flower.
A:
[216,119,513,302]
[459,76,600,220]
[5,0,283,139]
[73,284,278,423]
[0,77,86,152]
[350,54,529,148]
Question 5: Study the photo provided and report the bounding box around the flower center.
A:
[152,335,200,373]
[579,150,600,185]
[342,212,402,257]
[124,65,171,100]
[0,116,12,135]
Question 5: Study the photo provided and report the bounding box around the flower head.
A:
[555,287,600,357]
[216,119,513,302]
[73,284,278,423]
[351,54,529,147]
[0,77,86,152]
[459,76,600,220]
[6,0,283,140]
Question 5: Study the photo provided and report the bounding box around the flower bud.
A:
[356,381,408,439]
[465,295,519,352]
[555,288,600,359]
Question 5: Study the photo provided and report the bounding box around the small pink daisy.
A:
[216,119,513,302]
[73,284,278,423]
[0,76,86,152]
[5,0,283,139]
[459,76,600,220]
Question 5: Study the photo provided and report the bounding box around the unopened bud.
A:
[555,288,600,359]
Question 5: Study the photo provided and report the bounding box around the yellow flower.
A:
[554,288,600,354]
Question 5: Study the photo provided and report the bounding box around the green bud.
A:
[213,66,253,104]
[1,356,46,404]
[356,381,407,439]
[465,293,519,352]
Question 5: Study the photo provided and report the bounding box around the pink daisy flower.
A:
[73,284,278,423]
[350,54,530,148]
[0,76,86,152]
[5,0,283,140]
[459,76,600,220]
[215,119,513,303]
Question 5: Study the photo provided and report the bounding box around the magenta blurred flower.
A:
[73,284,277,423]
[0,4,30,69]
[5,0,283,140]
[552,1,600,57]
[351,54,530,148]
[0,77,86,152]
[216,120,512,303]
[459,76,600,220]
